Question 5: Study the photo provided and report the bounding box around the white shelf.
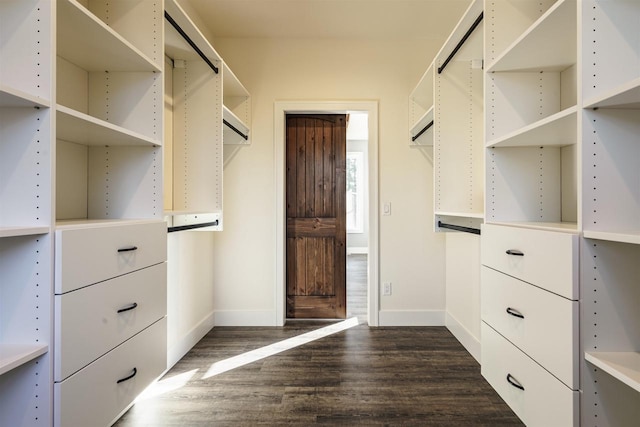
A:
[223,62,249,98]
[55,218,163,231]
[584,77,640,110]
[436,211,484,219]
[410,63,434,111]
[57,0,160,72]
[487,221,579,234]
[410,106,434,146]
[223,106,250,145]
[0,344,48,376]
[583,230,640,246]
[487,0,576,73]
[487,106,577,148]
[0,227,50,239]
[586,352,640,393]
[57,105,161,147]
[0,85,50,108]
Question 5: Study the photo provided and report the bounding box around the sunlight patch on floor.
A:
[135,317,360,402]
[136,368,199,402]
[202,317,360,379]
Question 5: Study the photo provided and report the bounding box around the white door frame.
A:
[274,100,379,327]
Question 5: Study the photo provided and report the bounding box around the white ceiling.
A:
[184,0,472,41]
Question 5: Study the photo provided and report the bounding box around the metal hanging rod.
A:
[411,120,434,142]
[437,12,483,74]
[438,221,481,235]
[223,119,249,141]
[168,220,219,233]
[165,11,219,74]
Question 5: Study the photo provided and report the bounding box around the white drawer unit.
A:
[481,266,578,389]
[481,223,578,300]
[55,220,167,294]
[481,323,579,427]
[54,263,167,381]
[54,318,167,427]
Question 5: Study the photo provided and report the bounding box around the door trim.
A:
[274,101,379,326]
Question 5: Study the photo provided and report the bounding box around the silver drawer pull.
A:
[506,249,524,256]
[118,246,138,253]
[117,367,137,384]
[117,302,138,314]
[506,373,525,391]
[506,307,524,319]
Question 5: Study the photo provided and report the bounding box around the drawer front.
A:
[54,318,167,427]
[55,221,167,294]
[54,263,167,381]
[481,266,578,389]
[481,224,578,299]
[481,323,578,427]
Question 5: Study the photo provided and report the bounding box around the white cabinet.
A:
[54,220,167,294]
[481,223,578,299]
[481,323,579,426]
[54,317,167,427]
[0,1,54,426]
[481,223,580,425]
[580,2,640,424]
[53,220,167,427]
[481,266,578,389]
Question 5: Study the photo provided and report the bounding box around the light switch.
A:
[383,202,391,216]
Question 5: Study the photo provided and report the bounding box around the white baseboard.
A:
[167,312,215,369]
[378,310,445,326]
[347,247,368,255]
[214,310,276,326]
[445,312,481,363]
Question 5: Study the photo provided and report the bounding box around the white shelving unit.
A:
[485,0,578,230]
[409,64,434,146]
[433,0,484,232]
[581,1,640,425]
[56,0,163,225]
[481,2,581,425]
[164,0,223,230]
[0,1,54,426]
[164,0,250,231]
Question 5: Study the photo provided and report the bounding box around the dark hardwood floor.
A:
[115,255,522,426]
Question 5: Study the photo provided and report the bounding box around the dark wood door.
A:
[286,114,347,319]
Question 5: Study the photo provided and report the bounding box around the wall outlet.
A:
[383,202,391,216]
[383,282,392,296]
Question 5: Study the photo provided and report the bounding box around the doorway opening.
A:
[275,101,379,327]
[345,112,369,324]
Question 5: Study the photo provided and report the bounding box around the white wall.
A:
[445,233,481,362]
[210,37,447,325]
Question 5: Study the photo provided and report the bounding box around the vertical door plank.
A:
[305,118,316,217]
[296,118,306,217]
[314,119,325,217]
[295,236,307,296]
[286,120,297,217]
